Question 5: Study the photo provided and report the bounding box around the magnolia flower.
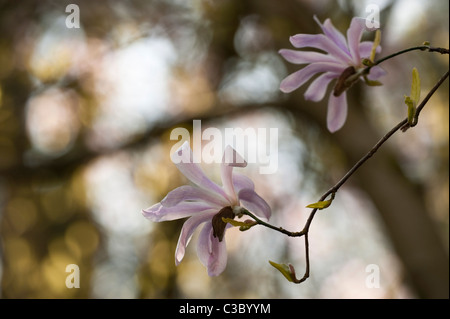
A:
[279,16,386,132]
[142,141,271,276]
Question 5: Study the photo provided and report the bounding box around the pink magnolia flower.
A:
[142,141,271,276]
[279,16,386,132]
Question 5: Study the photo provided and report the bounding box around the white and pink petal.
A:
[359,41,381,58]
[278,49,340,65]
[220,146,247,204]
[304,72,338,102]
[314,16,350,56]
[161,185,229,208]
[172,142,229,200]
[238,188,271,220]
[346,18,366,64]
[327,92,348,133]
[175,210,217,265]
[289,34,353,65]
[142,201,215,222]
[280,62,345,93]
[197,222,228,277]
[366,65,387,81]
[232,173,255,194]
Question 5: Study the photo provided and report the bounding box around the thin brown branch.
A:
[295,233,310,284]
[242,69,449,284]
[373,46,449,66]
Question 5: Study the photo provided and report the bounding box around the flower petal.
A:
[367,65,387,81]
[207,236,227,277]
[232,173,255,193]
[222,144,247,167]
[347,18,366,64]
[221,164,235,204]
[279,49,339,65]
[197,222,228,276]
[289,34,352,64]
[304,72,338,102]
[327,92,348,132]
[172,141,228,200]
[221,146,246,204]
[175,210,217,265]
[161,185,227,208]
[142,202,214,222]
[314,16,350,55]
[197,222,213,266]
[280,62,345,93]
[238,188,271,220]
[359,41,381,58]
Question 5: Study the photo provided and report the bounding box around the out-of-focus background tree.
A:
[0,0,448,299]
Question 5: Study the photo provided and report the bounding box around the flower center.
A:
[212,206,235,242]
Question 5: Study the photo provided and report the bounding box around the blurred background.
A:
[0,0,448,299]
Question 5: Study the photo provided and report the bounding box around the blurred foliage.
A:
[0,0,448,298]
